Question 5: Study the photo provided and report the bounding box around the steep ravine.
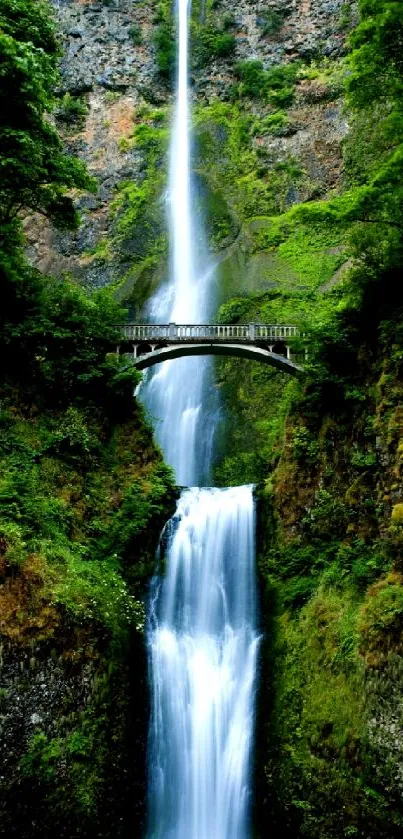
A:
[4,0,403,837]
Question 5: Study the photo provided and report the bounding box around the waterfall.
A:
[144,0,260,835]
[141,0,213,487]
[147,487,260,839]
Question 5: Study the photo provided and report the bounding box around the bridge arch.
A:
[134,343,303,377]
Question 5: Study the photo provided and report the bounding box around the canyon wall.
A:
[11,3,403,839]
[26,0,354,310]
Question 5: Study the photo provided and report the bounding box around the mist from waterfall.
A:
[144,0,260,836]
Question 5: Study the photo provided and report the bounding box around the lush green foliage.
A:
[0,0,93,230]
[190,0,236,69]
[0,0,176,646]
[153,0,176,80]
[234,60,300,107]
[207,3,403,835]
[192,23,236,67]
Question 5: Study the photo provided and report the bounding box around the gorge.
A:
[1,1,403,838]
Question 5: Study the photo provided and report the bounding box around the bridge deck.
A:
[120,323,299,343]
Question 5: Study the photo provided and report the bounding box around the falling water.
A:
[147,487,259,839]
[145,0,260,835]
[141,0,213,487]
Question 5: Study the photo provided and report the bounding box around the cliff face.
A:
[25,0,353,310]
[24,0,156,288]
[0,632,149,838]
[0,384,176,837]
[254,329,403,838]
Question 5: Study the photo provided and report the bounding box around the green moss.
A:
[194,101,306,226]
[359,573,403,660]
[257,555,403,838]
[234,60,301,106]
[19,678,122,825]
[153,0,176,81]
[111,115,169,270]
[391,503,403,524]
[0,396,175,644]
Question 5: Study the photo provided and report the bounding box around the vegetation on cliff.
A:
[0,2,175,834]
[241,3,403,837]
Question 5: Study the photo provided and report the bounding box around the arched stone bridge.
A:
[118,323,305,376]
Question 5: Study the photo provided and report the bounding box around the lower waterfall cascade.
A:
[147,487,260,839]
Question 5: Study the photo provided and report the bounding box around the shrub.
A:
[56,93,88,125]
[196,28,236,64]
[302,489,348,539]
[234,60,299,105]
[259,9,287,37]
[292,426,319,464]
[0,521,25,566]
[154,1,176,80]
[258,111,290,136]
[129,25,142,45]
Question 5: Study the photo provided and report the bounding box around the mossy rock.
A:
[116,255,169,317]
[193,172,240,252]
[391,503,403,525]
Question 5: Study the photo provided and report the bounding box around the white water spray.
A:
[145,0,260,835]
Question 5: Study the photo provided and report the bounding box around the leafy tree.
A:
[0,0,94,232]
[0,0,125,409]
[347,0,403,108]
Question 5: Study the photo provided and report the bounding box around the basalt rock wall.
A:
[25,0,355,311]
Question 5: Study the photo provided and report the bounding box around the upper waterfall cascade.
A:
[140,0,213,487]
[144,0,260,836]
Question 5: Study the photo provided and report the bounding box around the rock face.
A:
[195,0,350,98]
[0,634,149,838]
[56,0,154,95]
[24,0,355,305]
[25,0,159,289]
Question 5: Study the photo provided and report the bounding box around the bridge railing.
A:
[120,323,299,342]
